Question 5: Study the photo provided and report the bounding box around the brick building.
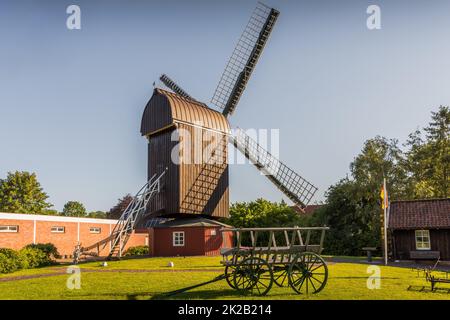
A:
[0,212,148,257]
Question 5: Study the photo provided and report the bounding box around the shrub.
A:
[24,243,60,260]
[0,248,24,273]
[18,247,49,268]
[123,246,149,257]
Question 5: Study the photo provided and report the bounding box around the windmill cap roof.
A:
[141,88,230,136]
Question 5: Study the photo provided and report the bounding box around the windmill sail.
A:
[231,128,317,209]
[211,2,279,117]
[160,74,197,102]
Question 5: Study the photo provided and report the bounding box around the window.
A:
[0,225,18,233]
[415,230,431,250]
[51,226,65,233]
[89,227,101,234]
[173,231,185,247]
[210,229,217,236]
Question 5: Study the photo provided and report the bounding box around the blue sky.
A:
[1,0,450,212]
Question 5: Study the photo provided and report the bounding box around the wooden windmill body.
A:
[141,89,230,219]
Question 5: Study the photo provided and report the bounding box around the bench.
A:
[362,247,377,262]
[410,251,440,260]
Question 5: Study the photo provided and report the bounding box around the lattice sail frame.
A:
[160,74,196,101]
[211,2,279,116]
[231,128,318,209]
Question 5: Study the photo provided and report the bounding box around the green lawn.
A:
[0,256,449,300]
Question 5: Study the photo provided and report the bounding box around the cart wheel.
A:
[288,252,328,295]
[224,265,237,289]
[273,265,289,287]
[233,257,274,296]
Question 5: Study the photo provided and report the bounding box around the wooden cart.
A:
[220,227,329,296]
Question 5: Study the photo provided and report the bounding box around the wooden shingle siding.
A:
[392,229,450,260]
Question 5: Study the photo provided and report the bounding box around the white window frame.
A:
[89,227,101,234]
[415,230,431,250]
[210,229,217,236]
[51,226,65,233]
[0,225,19,233]
[173,231,185,247]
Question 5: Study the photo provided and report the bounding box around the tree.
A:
[227,198,307,228]
[225,199,309,246]
[312,106,449,255]
[404,106,449,198]
[62,201,86,217]
[87,211,107,219]
[311,136,406,255]
[350,136,409,200]
[107,194,133,219]
[311,179,380,255]
[0,171,52,214]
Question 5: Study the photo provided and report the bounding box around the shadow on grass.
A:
[147,289,298,300]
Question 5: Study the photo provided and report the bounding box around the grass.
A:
[0,256,449,300]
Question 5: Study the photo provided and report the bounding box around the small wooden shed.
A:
[148,217,233,257]
[140,89,230,218]
[389,198,450,261]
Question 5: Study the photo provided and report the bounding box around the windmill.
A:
[145,1,317,214]
[74,2,318,262]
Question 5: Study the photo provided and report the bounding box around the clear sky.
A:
[1,0,450,212]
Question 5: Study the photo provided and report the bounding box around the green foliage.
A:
[40,209,60,216]
[225,199,311,246]
[87,211,107,219]
[0,248,24,273]
[314,106,449,256]
[227,198,307,228]
[310,180,380,256]
[108,194,133,219]
[0,244,59,274]
[18,247,49,268]
[123,246,149,257]
[62,201,87,217]
[404,106,449,198]
[25,243,60,260]
[0,171,52,214]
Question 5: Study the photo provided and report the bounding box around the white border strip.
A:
[0,212,118,225]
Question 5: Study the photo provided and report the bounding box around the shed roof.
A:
[141,88,230,136]
[388,198,450,229]
[152,217,232,229]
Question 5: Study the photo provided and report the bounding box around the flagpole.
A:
[383,177,388,265]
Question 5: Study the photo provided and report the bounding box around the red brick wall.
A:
[35,221,79,256]
[0,219,34,250]
[0,215,148,257]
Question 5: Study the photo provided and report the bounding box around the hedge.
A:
[0,243,60,274]
[123,246,149,257]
